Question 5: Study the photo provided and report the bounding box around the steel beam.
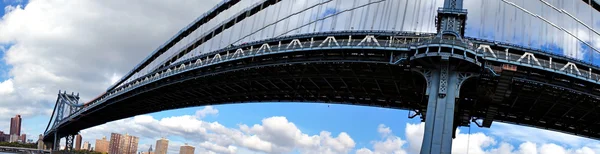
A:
[66,134,74,151]
[420,62,460,154]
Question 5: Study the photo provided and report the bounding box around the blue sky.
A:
[0,0,12,81]
[1,0,600,153]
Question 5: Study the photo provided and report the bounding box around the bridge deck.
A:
[45,33,600,142]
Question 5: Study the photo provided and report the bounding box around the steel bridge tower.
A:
[43,90,82,152]
[419,0,468,153]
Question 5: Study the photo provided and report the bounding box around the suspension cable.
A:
[276,0,387,37]
[467,124,472,154]
[502,0,600,53]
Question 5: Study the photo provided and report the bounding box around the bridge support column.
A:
[420,62,459,154]
[53,131,59,151]
[65,134,74,151]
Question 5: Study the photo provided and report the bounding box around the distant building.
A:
[82,141,90,150]
[38,134,45,150]
[75,134,82,150]
[155,137,168,154]
[9,134,18,142]
[95,136,109,153]
[141,144,155,154]
[10,115,21,136]
[109,133,139,154]
[19,134,26,143]
[179,143,194,154]
[0,131,10,142]
[109,133,122,154]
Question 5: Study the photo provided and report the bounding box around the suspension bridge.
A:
[41,0,600,153]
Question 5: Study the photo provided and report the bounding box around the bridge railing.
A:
[478,44,600,87]
[50,31,600,137]
[54,33,436,126]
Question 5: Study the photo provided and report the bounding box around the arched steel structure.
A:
[43,0,600,153]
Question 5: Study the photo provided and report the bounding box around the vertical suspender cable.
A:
[388,0,394,30]
[331,0,341,31]
[528,0,532,46]
[401,0,409,31]
[370,0,380,30]
[383,0,391,30]
[348,0,357,30]
[318,0,326,32]
[559,0,564,56]
[377,0,385,30]
[300,0,310,33]
[261,2,270,39]
[589,0,593,63]
[513,0,517,43]
[496,0,501,41]
[360,0,367,30]
[520,0,525,46]
[414,0,422,32]
[541,1,544,51]
[550,0,555,53]
[467,125,472,154]
[316,0,324,32]
[409,0,415,32]
[284,0,292,34]
[380,0,386,30]
[363,0,372,30]
[392,0,401,30]
[424,0,429,33]
[480,0,485,38]
[577,0,579,59]
[503,0,507,42]
[272,0,282,37]
[382,0,389,30]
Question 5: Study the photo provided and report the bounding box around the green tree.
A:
[0,141,36,148]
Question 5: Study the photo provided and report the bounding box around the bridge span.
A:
[42,0,600,153]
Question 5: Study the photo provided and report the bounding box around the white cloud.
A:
[0,79,14,95]
[356,124,408,154]
[81,108,356,154]
[195,106,219,118]
[405,122,425,154]
[489,122,600,149]
[398,122,600,154]
[199,141,237,154]
[3,4,20,14]
[517,142,537,154]
[377,124,391,137]
[0,0,220,133]
[452,129,497,154]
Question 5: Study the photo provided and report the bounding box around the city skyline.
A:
[0,114,26,143]
[1,0,600,154]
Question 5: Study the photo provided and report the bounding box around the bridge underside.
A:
[44,46,600,147]
[47,48,434,141]
[45,45,600,143]
[481,65,600,138]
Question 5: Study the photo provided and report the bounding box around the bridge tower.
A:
[419,0,469,154]
[43,90,82,152]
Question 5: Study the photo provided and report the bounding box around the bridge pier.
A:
[65,134,74,151]
[420,61,461,154]
[44,141,53,151]
[53,131,58,151]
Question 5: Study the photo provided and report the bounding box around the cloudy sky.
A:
[1,0,600,154]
